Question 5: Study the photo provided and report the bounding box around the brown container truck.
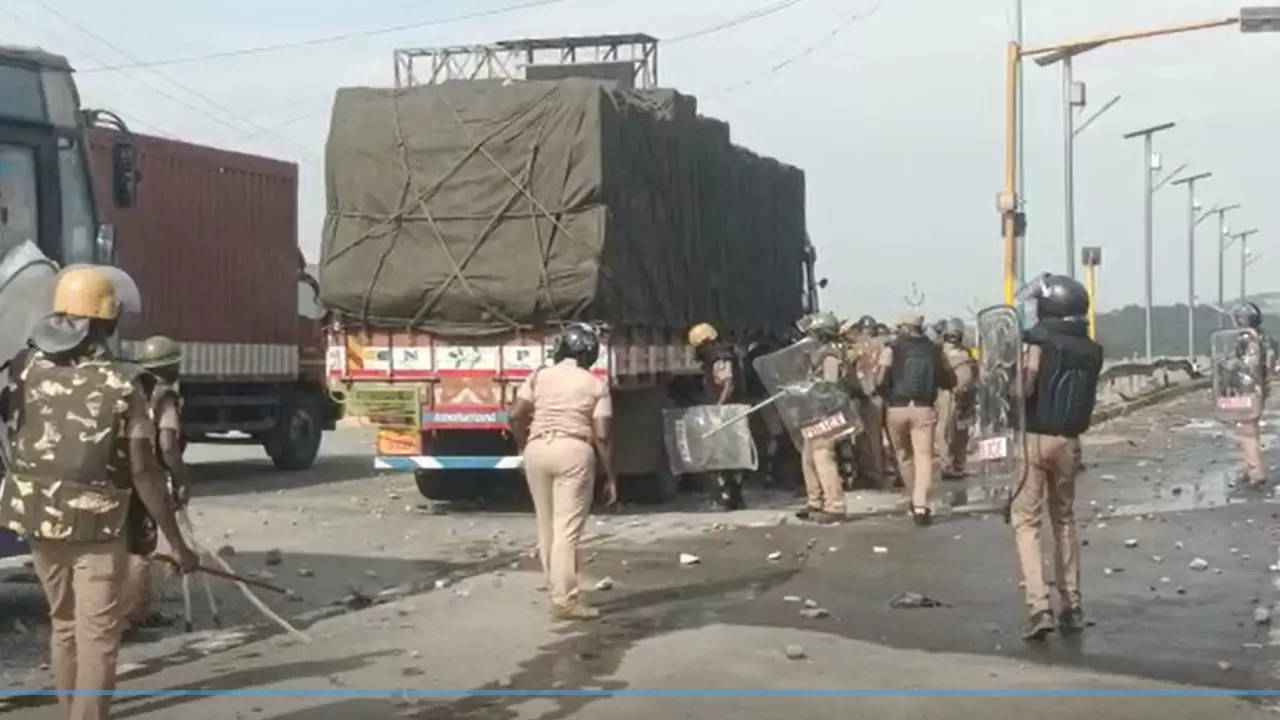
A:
[87,129,337,469]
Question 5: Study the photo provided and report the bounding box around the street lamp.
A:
[1171,171,1212,358]
[1122,121,1175,360]
[997,7,1280,306]
[1202,203,1244,316]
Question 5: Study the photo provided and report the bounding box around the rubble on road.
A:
[216,545,236,557]
[799,607,830,619]
[679,553,701,565]
[889,592,949,609]
[1189,558,1210,571]
[767,551,783,562]
[594,577,614,591]
[784,644,807,660]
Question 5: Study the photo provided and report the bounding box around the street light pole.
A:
[1123,121,1175,360]
[1171,171,1212,358]
[1234,228,1260,300]
[1213,204,1242,317]
[1062,56,1075,278]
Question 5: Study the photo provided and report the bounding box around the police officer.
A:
[687,322,747,509]
[1012,274,1103,640]
[1229,302,1268,487]
[122,336,191,631]
[842,316,889,489]
[0,267,197,720]
[935,318,978,479]
[794,312,847,524]
[509,324,617,620]
[877,312,955,525]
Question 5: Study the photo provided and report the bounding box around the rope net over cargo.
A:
[320,79,807,338]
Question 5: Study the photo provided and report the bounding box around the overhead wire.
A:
[717,0,884,95]
[77,0,573,73]
[29,0,316,164]
[664,0,814,43]
[0,4,179,139]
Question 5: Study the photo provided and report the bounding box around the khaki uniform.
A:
[1,347,156,720]
[516,359,611,608]
[935,342,977,476]
[848,336,887,489]
[122,381,183,626]
[1236,340,1268,484]
[801,353,846,515]
[879,342,951,510]
[1011,433,1081,614]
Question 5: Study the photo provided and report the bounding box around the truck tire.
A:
[413,470,484,501]
[264,394,323,470]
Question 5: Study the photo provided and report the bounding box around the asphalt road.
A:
[2,390,1279,719]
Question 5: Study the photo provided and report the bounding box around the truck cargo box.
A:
[320,79,806,339]
[88,129,300,379]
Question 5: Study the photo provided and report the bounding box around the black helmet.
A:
[856,314,877,330]
[1231,302,1263,329]
[942,318,965,342]
[553,323,600,368]
[1032,273,1088,320]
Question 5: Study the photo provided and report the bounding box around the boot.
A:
[1021,609,1056,641]
[551,601,600,621]
[1058,606,1086,635]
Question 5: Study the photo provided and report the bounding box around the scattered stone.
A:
[1175,541,1185,550]
[873,546,888,554]
[1150,555,1164,564]
[216,545,236,557]
[1243,642,1264,650]
[828,546,839,554]
[263,549,283,566]
[364,570,378,579]
[1123,538,1139,548]
[1103,567,1124,576]
[1255,606,1271,624]
[807,538,818,549]
[594,577,614,591]
[1100,474,1117,482]
[985,622,1003,634]
[889,592,948,609]
[1217,661,1232,672]
[784,644,807,660]
[401,666,425,677]
[679,553,701,566]
[12,618,28,634]
[1160,576,1171,584]
[803,599,818,609]
[1189,558,1210,571]
[284,589,303,602]
[434,578,450,590]
[1176,587,1188,595]
[799,607,830,619]
[394,604,415,617]
[767,551,783,562]
[1230,547,1240,555]
[1214,568,1224,575]
[783,595,803,603]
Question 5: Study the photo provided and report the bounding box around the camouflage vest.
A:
[147,378,182,465]
[0,349,139,542]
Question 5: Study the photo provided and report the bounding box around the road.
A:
[2,389,1279,719]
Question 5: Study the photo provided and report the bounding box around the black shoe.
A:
[911,507,932,527]
[1058,606,1086,634]
[1022,610,1056,641]
[811,510,844,525]
[795,507,818,520]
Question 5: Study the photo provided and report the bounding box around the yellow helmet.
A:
[687,322,718,346]
[52,267,120,320]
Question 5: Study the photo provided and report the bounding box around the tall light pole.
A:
[1171,171,1211,358]
[1205,203,1243,315]
[1232,228,1260,300]
[1122,121,1175,360]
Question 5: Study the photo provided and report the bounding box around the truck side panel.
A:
[87,130,299,370]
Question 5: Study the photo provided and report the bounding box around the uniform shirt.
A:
[943,343,978,396]
[154,392,181,433]
[516,359,612,440]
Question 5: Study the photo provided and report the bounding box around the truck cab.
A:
[0,45,134,266]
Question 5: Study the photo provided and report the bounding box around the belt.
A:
[529,430,591,444]
[886,399,931,408]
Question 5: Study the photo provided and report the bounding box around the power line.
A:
[77,0,572,73]
[0,4,180,138]
[665,0,814,43]
[30,0,315,163]
[718,1,883,95]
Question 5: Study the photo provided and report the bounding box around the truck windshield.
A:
[0,143,38,257]
[0,64,43,124]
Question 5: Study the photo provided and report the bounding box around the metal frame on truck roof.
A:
[393,33,659,89]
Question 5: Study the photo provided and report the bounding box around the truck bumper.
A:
[374,456,524,471]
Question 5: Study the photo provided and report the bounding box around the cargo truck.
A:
[320,36,811,500]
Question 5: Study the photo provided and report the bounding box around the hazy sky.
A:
[3,0,1276,321]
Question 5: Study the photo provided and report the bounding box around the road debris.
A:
[888,592,949,609]
[873,546,888,554]
[1217,661,1232,672]
[1150,555,1164,564]
[803,599,818,608]
[767,551,783,562]
[799,607,830,619]
[297,568,314,578]
[1255,606,1271,624]
[1175,541,1184,550]
[1124,539,1139,548]
[784,644,807,660]
[216,545,236,557]
[1189,558,1210,571]
[680,553,701,566]
[783,595,802,603]
[264,549,283,566]
[594,577,614,591]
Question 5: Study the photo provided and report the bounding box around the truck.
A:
[320,35,811,500]
[0,45,333,521]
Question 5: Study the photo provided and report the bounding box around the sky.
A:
[2,0,1277,322]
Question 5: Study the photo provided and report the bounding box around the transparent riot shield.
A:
[0,240,57,375]
[663,404,758,476]
[751,337,861,451]
[1210,327,1265,422]
[974,305,1023,480]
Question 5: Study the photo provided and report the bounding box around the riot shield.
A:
[0,241,57,375]
[751,337,861,451]
[1210,328,1265,422]
[663,404,759,476]
[974,305,1022,479]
